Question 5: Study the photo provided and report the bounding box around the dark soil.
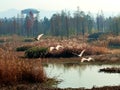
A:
[0,84,120,90]
[99,67,120,73]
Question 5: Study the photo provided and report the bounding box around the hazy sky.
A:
[1,0,120,13]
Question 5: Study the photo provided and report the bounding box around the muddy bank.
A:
[86,86,120,90]
[39,53,120,64]
[99,67,120,73]
[0,85,120,90]
[92,53,120,63]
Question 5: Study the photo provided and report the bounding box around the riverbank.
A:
[0,84,120,90]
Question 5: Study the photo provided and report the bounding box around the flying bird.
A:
[55,45,64,50]
[49,46,56,52]
[78,49,86,57]
[73,49,86,57]
[35,34,44,41]
[81,57,94,62]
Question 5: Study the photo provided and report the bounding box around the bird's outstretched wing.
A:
[81,57,94,62]
[81,57,86,62]
[78,49,86,57]
[55,45,63,50]
[37,34,44,40]
[49,47,55,51]
[72,49,85,57]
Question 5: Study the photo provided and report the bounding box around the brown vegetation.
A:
[22,37,110,58]
[0,49,47,85]
[90,35,120,48]
[0,35,120,89]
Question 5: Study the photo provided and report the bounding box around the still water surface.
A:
[44,63,120,89]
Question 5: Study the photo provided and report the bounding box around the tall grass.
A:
[70,44,109,55]
[0,50,47,85]
[108,36,120,48]
[90,35,120,48]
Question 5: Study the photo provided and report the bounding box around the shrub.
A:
[25,47,48,58]
[0,52,47,85]
[16,46,32,51]
[88,32,105,42]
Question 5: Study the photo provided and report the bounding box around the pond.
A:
[44,63,120,89]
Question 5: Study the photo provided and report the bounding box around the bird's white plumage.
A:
[78,49,86,57]
[81,57,94,62]
[49,46,55,51]
[49,45,63,52]
[55,45,63,50]
[36,34,44,41]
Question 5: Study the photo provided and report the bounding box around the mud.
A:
[99,67,120,73]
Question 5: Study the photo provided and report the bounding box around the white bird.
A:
[72,49,86,57]
[81,57,94,62]
[35,34,44,41]
[55,45,64,50]
[78,49,86,57]
[49,46,56,52]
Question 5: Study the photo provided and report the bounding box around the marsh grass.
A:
[24,45,109,58]
[25,47,48,58]
[108,37,120,48]
[0,50,47,85]
[90,35,120,49]
[22,36,110,58]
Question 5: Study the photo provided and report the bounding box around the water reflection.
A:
[44,63,120,89]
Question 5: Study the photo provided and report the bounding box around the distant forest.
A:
[0,8,120,38]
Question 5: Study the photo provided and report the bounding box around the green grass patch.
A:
[25,47,48,58]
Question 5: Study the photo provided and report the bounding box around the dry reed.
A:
[0,49,47,85]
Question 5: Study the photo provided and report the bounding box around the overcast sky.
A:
[1,0,120,14]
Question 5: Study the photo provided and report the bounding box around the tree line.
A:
[0,8,120,38]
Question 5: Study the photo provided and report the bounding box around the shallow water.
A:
[44,63,120,89]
